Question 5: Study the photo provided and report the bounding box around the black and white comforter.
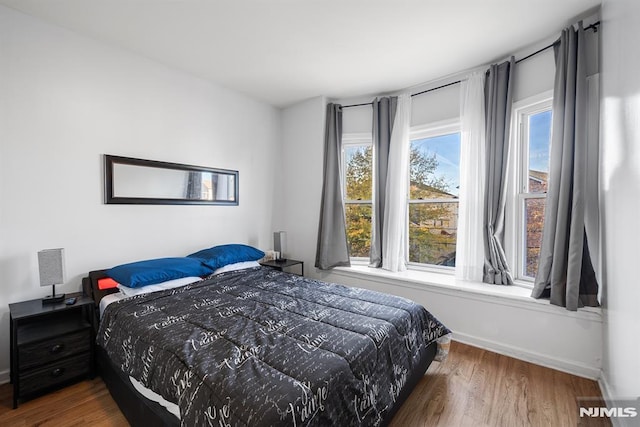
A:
[97,267,450,426]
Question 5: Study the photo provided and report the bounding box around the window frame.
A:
[407,119,461,272]
[342,132,373,262]
[508,91,553,284]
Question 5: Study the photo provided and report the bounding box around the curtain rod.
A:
[342,102,372,108]
[516,21,600,64]
[342,21,600,109]
[411,80,462,98]
[515,43,557,64]
[342,80,462,108]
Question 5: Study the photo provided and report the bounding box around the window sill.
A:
[331,263,602,322]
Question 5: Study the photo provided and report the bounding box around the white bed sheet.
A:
[99,292,128,319]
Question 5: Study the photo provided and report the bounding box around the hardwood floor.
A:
[0,341,609,426]
[0,377,127,426]
[390,342,609,427]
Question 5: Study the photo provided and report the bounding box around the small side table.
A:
[9,292,95,408]
[260,259,304,276]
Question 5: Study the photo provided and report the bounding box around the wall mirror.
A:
[104,155,238,205]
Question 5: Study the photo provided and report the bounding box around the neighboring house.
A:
[202,179,213,200]
[526,170,548,275]
[409,182,459,265]
[409,182,459,232]
[529,169,548,193]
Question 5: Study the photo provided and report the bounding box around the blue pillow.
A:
[106,257,214,288]
[187,244,265,270]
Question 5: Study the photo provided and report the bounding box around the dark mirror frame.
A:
[104,155,239,205]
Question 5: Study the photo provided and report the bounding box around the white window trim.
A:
[506,91,553,286]
[410,119,460,140]
[407,119,461,273]
[342,132,372,146]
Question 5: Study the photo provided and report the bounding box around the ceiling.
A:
[0,0,600,107]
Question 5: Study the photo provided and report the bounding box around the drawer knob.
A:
[51,367,65,377]
[50,343,64,353]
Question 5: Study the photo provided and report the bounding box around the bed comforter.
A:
[97,267,450,426]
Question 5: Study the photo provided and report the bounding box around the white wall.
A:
[0,6,281,378]
[273,96,326,269]
[322,268,603,379]
[600,0,640,416]
[343,104,372,134]
[342,49,555,136]
[411,83,460,126]
[279,26,605,379]
[513,49,555,102]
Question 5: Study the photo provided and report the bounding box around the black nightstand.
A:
[260,259,304,276]
[9,292,95,408]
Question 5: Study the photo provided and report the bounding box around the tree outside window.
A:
[342,127,461,267]
[409,131,460,267]
[344,140,373,258]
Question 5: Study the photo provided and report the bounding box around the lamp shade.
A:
[38,248,65,287]
[273,231,287,259]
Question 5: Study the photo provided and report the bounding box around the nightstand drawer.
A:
[18,328,90,371]
[9,294,95,408]
[19,352,91,396]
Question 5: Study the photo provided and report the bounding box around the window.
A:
[408,122,461,267]
[342,134,373,259]
[513,95,552,281]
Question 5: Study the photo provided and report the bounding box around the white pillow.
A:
[214,260,260,275]
[117,276,202,297]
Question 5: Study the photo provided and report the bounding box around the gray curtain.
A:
[316,103,351,269]
[483,58,515,285]
[531,23,599,310]
[185,171,202,199]
[369,97,397,267]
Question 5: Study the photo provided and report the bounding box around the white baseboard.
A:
[453,332,601,380]
[0,369,9,385]
[599,373,614,405]
[597,373,626,427]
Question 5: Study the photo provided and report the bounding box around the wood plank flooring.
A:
[389,342,609,427]
[0,341,609,426]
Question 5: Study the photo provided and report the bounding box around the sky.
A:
[411,132,461,196]
[347,111,550,199]
[529,110,552,172]
[411,110,551,198]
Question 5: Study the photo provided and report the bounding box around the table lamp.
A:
[273,231,287,261]
[38,248,66,304]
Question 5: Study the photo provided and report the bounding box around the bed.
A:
[84,258,450,426]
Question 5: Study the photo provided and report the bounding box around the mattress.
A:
[97,266,450,426]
